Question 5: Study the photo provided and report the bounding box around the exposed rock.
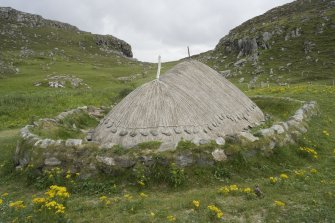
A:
[175,154,193,167]
[215,137,225,145]
[34,74,90,89]
[234,59,247,67]
[257,128,275,137]
[199,139,210,145]
[114,156,136,168]
[262,32,272,42]
[211,149,227,162]
[44,157,61,166]
[138,156,154,166]
[95,35,132,58]
[39,139,55,149]
[158,142,177,152]
[271,125,285,134]
[220,70,231,77]
[65,139,82,147]
[238,131,259,142]
[96,155,115,166]
[0,7,133,58]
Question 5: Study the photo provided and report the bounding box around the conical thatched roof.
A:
[94,60,264,148]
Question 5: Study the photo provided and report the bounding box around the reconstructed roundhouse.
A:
[94,60,264,149]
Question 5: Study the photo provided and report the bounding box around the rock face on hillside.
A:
[0,7,78,30]
[0,7,133,58]
[197,0,335,85]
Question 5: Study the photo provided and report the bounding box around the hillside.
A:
[0,3,335,223]
[0,7,167,130]
[196,0,335,86]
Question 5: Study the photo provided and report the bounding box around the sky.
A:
[0,0,294,62]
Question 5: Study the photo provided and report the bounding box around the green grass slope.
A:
[0,7,177,130]
[196,0,335,86]
[0,2,335,223]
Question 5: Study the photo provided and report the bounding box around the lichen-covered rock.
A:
[65,139,82,147]
[271,125,285,134]
[238,131,259,142]
[175,154,193,167]
[44,157,61,166]
[212,149,227,162]
[95,35,133,58]
[215,137,225,145]
[96,155,115,166]
[257,128,275,137]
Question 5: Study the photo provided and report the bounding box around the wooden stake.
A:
[187,46,191,58]
[156,55,161,80]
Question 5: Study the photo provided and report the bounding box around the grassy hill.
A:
[0,2,335,223]
[0,7,178,130]
[195,0,335,86]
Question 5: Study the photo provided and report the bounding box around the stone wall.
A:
[15,100,318,177]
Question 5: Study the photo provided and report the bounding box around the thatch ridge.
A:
[94,60,264,148]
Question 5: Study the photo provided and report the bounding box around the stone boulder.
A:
[211,149,227,162]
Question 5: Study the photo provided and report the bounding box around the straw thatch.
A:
[94,60,264,148]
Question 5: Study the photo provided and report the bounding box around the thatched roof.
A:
[93,60,264,148]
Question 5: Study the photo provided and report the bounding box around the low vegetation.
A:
[1,83,334,222]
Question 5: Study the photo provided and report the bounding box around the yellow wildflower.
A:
[1,193,8,197]
[137,181,145,187]
[100,196,107,201]
[124,194,133,201]
[139,192,148,198]
[218,186,230,194]
[294,170,306,177]
[269,177,278,184]
[167,215,176,222]
[150,212,155,217]
[0,199,3,205]
[322,130,330,136]
[299,147,318,159]
[66,174,71,179]
[229,184,238,191]
[9,200,26,209]
[45,201,57,209]
[45,185,70,199]
[310,168,318,174]
[208,204,224,219]
[32,197,46,204]
[274,200,286,207]
[243,187,252,193]
[192,200,200,208]
[280,174,289,180]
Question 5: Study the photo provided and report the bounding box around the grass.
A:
[1,84,335,222]
[1,2,335,221]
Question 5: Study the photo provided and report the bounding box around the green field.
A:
[1,1,335,222]
[1,80,335,222]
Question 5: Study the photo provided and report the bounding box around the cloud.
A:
[0,0,293,62]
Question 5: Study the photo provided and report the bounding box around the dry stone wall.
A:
[15,100,318,176]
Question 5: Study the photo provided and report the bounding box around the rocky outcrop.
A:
[34,74,90,89]
[0,7,133,58]
[95,35,133,58]
[0,7,78,30]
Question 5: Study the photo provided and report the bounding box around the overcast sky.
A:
[0,0,294,62]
